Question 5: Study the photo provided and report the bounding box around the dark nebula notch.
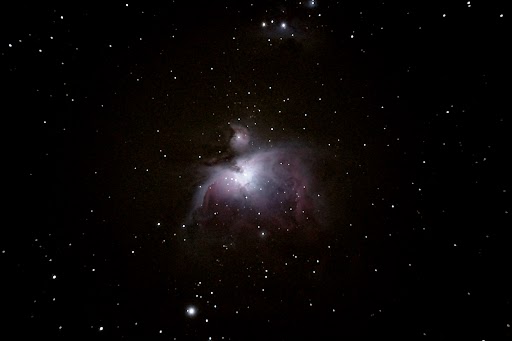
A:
[186,123,323,237]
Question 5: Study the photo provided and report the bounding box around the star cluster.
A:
[2,1,509,339]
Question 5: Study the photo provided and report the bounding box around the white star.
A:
[186,306,197,317]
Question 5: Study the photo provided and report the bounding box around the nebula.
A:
[186,124,321,235]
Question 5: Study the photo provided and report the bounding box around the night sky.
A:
[2,1,510,339]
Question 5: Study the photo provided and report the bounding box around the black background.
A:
[2,1,510,339]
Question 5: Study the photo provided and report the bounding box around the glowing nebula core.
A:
[187,124,321,234]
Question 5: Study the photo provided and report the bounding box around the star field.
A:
[2,1,510,339]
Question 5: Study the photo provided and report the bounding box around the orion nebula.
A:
[186,123,322,237]
[8,0,506,338]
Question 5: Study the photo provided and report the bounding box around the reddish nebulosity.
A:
[188,125,320,233]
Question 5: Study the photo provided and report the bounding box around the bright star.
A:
[186,306,197,317]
